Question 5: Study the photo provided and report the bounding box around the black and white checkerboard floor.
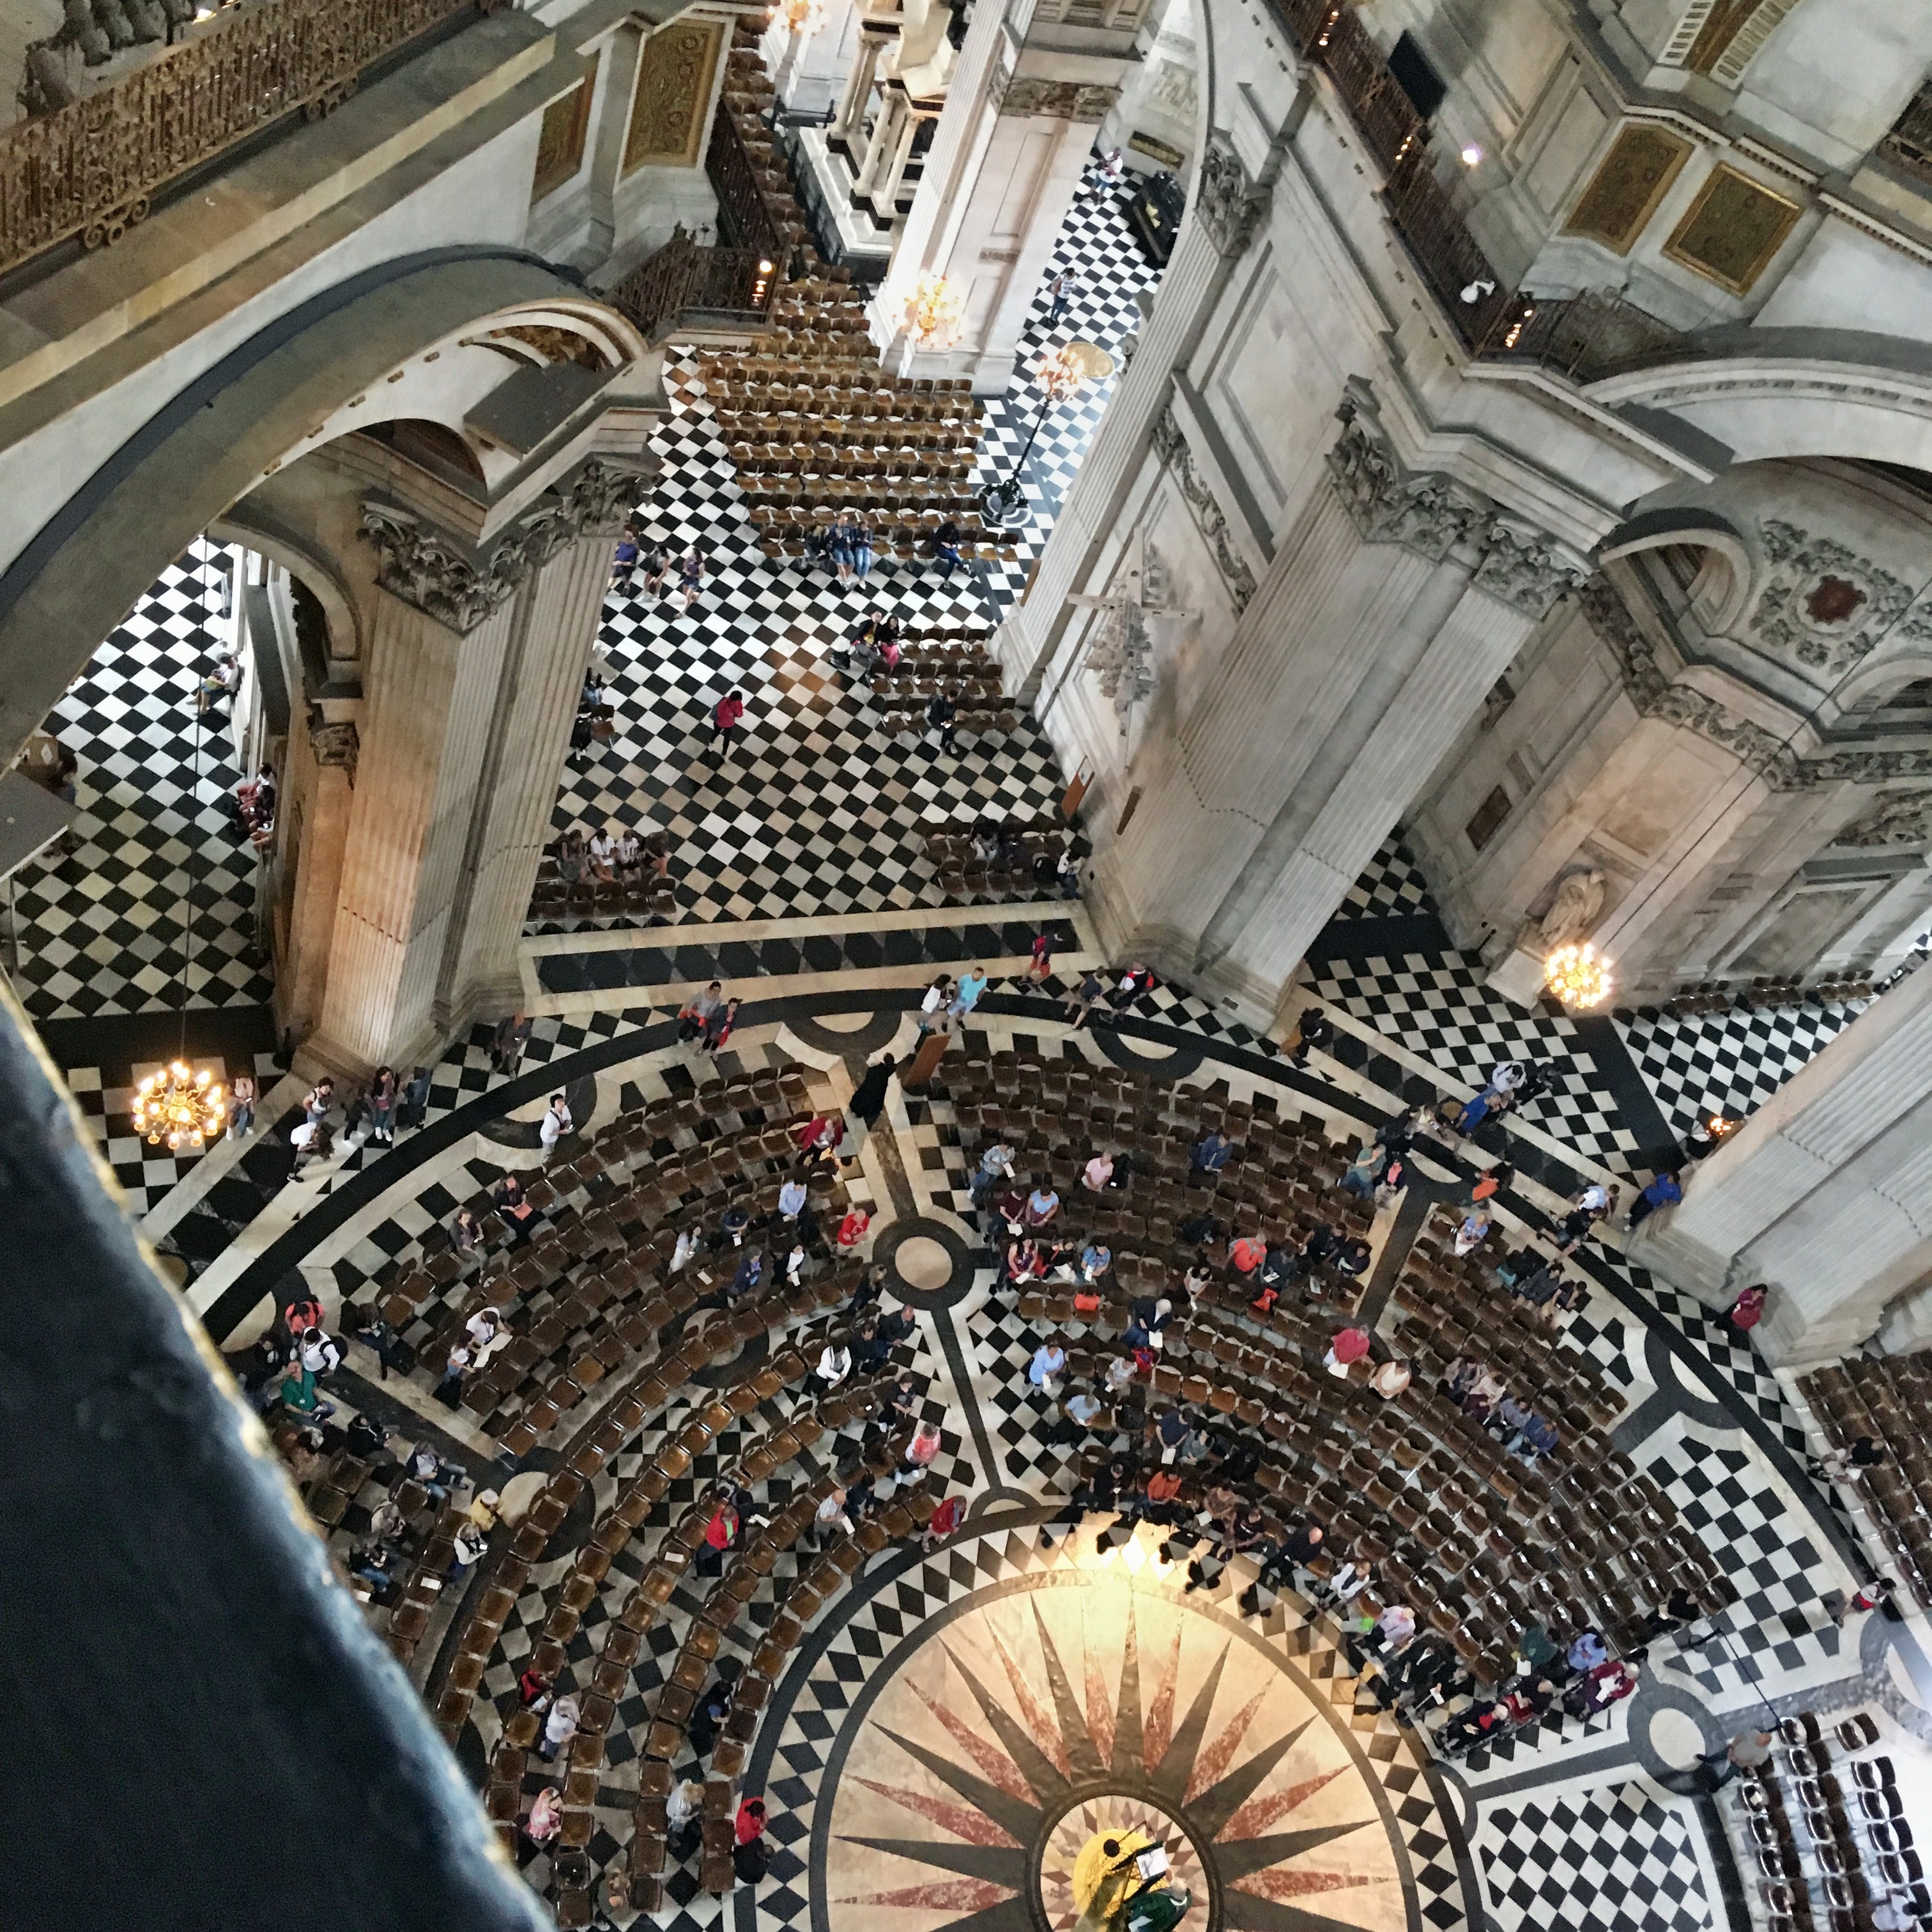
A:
[1341,834,1439,920]
[6,546,273,1022]
[1615,997,1865,1144]
[1475,1781,1714,1932]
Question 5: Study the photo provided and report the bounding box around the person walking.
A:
[1699,1726,1774,1789]
[679,548,705,609]
[399,1064,433,1132]
[926,687,958,755]
[916,975,955,1038]
[1026,928,1059,982]
[491,1013,532,1078]
[703,997,742,1055]
[848,1054,898,1128]
[539,1092,574,1158]
[712,688,745,756]
[1029,1341,1066,1397]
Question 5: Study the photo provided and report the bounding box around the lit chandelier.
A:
[132,1059,226,1152]
[903,271,965,349]
[1544,942,1612,1009]
[779,0,825,34]
[1036,339,1087,401]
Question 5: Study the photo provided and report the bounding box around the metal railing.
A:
[1273,0,1689,382]
[0,0,486,279]
[1878,82,1932,188]
[608,227,776,341]
[706,105,784,270]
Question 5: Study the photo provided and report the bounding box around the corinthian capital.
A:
[359,502,530,634]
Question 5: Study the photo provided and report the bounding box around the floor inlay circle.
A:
[893,1234,954,1292]
[1038,1792,1210,1931]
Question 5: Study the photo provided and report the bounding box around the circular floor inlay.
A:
[1650,1705,1706,1769]
[893,1235,954,1291]
[1041,1795,1208,1931]
[814,1011,878,1033]
[821,1570,1406,1932]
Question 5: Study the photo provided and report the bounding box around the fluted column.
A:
[854,89,910,201]
[307,460,647,1076]
[317,589,515,1073]
[436,524,621,1031]
[1633,964,1932,1367]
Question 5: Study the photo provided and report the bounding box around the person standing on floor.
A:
[399,1065,433,1131]
[1699,1727,1774,1788]
[712,688,745,756]
[916,975,956,1038]
[926,687,958,756]
[703,997,742,1055]
[679,548,705,609]
[491,1013,532,1078]
[229,1071,257,1138]
[539,1092,574,1158]
[1026,928,1059,982]
[848,1054,898,1128]
[678,980,726,1043]
[949,967,989,1023]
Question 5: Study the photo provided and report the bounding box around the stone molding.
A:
[307,711,361,783]
[1326,397,1588,620]
[1835,789,1932,849]
[1581,577,1932,788]
[1195,135,1271,257]
[1151,402,1257,612]
[360,459,650,632]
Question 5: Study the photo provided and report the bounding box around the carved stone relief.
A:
[1834,790,1932,848]
[1749,518,1916,677]
[1583,576,1932,788]
[622,19,724,174]
[1150,404,1257,613]
[1195,136,1271,258]
[1326,401,1588,620]
[1145,59,1197,121]
[307,712,361,785]
[995,79,1120,122]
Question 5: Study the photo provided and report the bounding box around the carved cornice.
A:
[1581,577,1932,788]
[360,459,650,631]
[306,709,361,785]
[1151,403,1257,613]
[1195,136,1271,258]
[1326,399,1588,620]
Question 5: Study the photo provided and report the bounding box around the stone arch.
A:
[206,508,365,670]
[0,250,637,764]
[1598,507,1754,631]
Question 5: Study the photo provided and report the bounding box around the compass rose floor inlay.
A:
[821,1563,1417,1932]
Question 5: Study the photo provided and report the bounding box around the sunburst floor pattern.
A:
[823,1548,1414,1932]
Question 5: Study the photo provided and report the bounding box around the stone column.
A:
[314,568,516,1077]
[853,88,910,203]
[871,0,1132,393]
[997,133,1278,700]
[830,31,890,158]
[1101,385,1585,1023]
[1632,963,1932,1367]
[866,100,926,218]
[307,461,645,1076]
[435,463,643,1031]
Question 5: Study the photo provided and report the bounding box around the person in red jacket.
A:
[712,688,745,756]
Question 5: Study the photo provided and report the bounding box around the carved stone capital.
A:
[359,502,529,634]
[1195,135,1271,257]
[1151,402,1257,613]
[1473,519,1591,621]
[1324,402,1485,564]
[360,459,650,630]
[1836,788,1932,849]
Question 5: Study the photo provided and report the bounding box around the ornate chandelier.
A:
[1544,942,1612,1009]
[903,271,965,349]
[779,0,824,34]
[1036,339,1087,402]
[132,1059,226,1152]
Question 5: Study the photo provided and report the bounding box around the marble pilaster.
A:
[1632,963,1932,1365]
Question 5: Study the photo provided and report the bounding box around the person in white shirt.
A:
[778,1176,808,1222]
[813,1488,854,1544]
[1082,1151,1115,1192]
[670,1223,702,1272]
[1572,1182,1609,1214]
[785,1243,808,1286]
[813,1342,851,1393]
[613,829,641,880]
[539,1094,573,1156]
[916,976,953,1038]
[588,829,617,879]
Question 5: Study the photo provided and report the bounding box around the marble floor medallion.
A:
[824,1568,1413,1932]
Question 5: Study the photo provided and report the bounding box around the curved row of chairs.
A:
[1800,1351,1932,1606]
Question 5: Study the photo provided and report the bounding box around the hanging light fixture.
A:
[135,533,229,1152]
[903,270,965,349]
[779,0,825,34]
[133,1060,226,1151]
[1544,942,1612,1009]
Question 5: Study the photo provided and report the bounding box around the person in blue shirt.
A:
[1029,1343,1066,1391]
[1625,1169,1682,1230]
[1080,1241,1112,1283]
[949,967,988,1019]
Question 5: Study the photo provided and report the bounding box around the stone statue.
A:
[1537,868,1606,949]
